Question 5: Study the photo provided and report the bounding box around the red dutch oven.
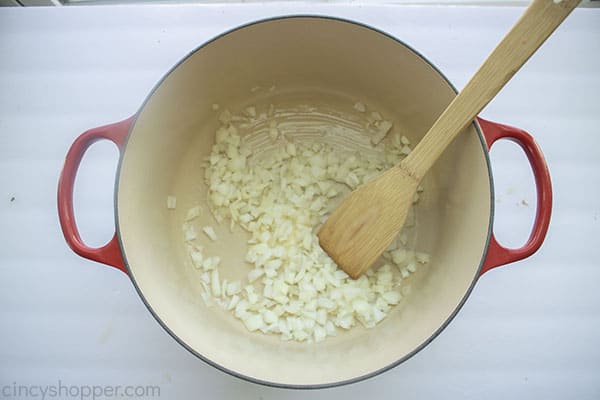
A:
[58,16,551,388]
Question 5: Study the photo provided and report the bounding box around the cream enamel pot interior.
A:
[57,16,552,388]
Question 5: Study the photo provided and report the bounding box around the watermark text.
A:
[1,380,160,400]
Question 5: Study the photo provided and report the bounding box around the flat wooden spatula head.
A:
[317,164,420,279]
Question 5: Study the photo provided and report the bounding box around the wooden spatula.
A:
[318,0,580,279]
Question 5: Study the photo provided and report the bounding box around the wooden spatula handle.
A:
[403,0,580,179]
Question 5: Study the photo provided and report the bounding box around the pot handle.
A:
[476,117,552,275]
[57,117,134,274]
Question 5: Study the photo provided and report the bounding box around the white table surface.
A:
[1,3,599,399]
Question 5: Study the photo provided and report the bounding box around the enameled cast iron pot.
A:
[57,16,552,388]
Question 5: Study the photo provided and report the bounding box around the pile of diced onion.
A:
[178,103,429,343]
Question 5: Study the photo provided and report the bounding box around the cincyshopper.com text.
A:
[1,381,161,400]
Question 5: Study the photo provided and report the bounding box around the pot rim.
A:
[113,14,494,389]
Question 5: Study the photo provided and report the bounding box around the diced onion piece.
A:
[184,228,197,242]
[244,106,257,118]
[219,109,232,125]
[211,269,221,297]
[227,295,240,310]
[372,307,387,324]
[399,233,408,245]
[248,269,264,283]
[200,284,213,307]
[391,248,407,266]
[371,120,393,145]
[200,272,210,284]
[353,102,366,112]
[382,291,401,305]
[314,325,327,342]
[336,313,354,330]
[202,226,217,241]
[370,111,383,122]
[286,142,296,156]
[226,281,242,296]
[246,288,259,305]
[167,195,177,209]
[406,261,417,273]
[202,256,220,271]
[185,206,202,221]
[242,313,263,331]
[262,309,278,324]
[190,251,204,268]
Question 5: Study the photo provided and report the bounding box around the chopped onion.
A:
[371,120,393,145]
[353,102,366,112]
[226,281,242,296]
[406,261,418,273]
[182,103,430,343]
[185,206,202,221]
[190,250,204,268]
[183,227,197,242]
[202,256,220,271]
[382,291,401,305]
[244,106,257,118]
[166,195,177,209]
[242,313,263,331]
[219,109,232,125]
[202,226,217,241]
[369,111,383,122]
[211,270,221,297]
